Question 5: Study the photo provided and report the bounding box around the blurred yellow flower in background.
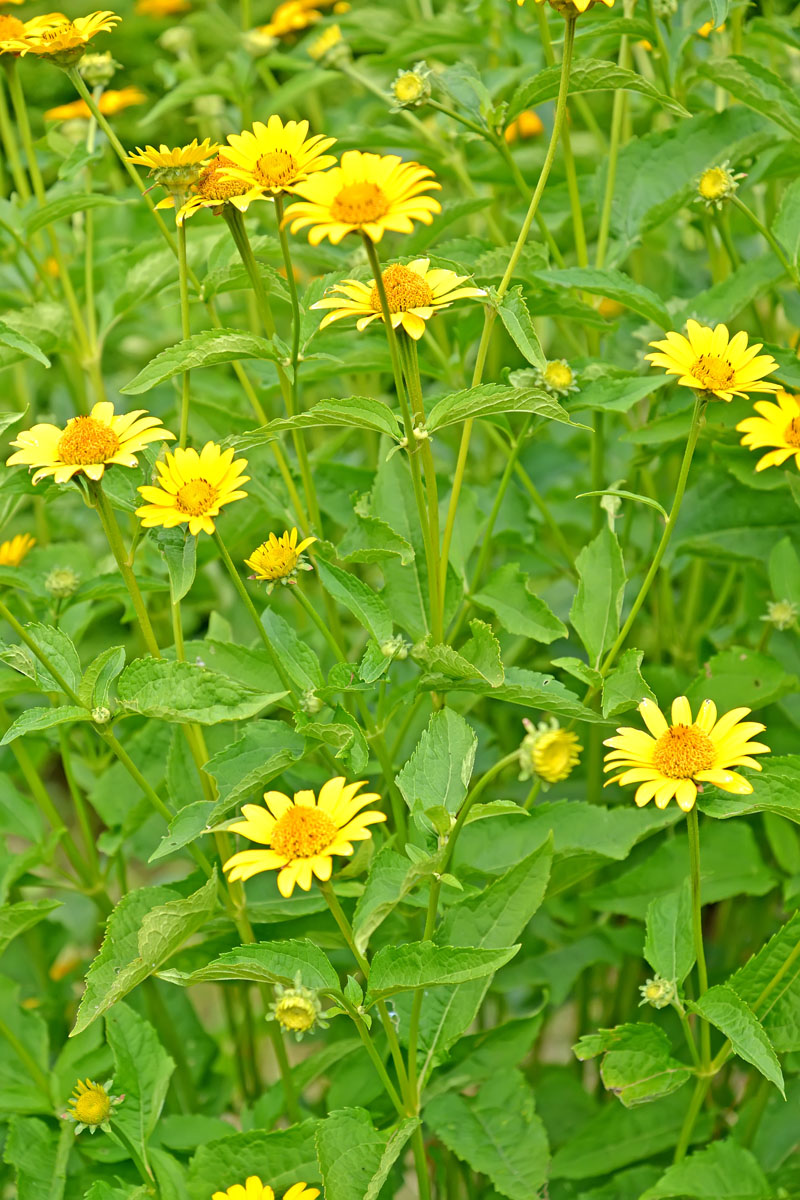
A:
[0,533,35,566]
[45,85,145,121]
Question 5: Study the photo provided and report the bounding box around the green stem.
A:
[89,483,161,659]
[673,1075,710,1164]
[595,0,632,269]
[177,218,192,447]
[687,807,711,1068]
[0,68,30,201]
[335,991,406,1116]
[732,194,796,281]
[58,726,101,881]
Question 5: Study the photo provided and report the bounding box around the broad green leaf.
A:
[426,383,574,432]
[644,881,695,986]
[709,0,730,23]
[685,648,797,713]
[338,511,415,566]
[508,58,689,121]
[106,1003,174,1159]
[471,563,567,643]
[72,876,218,1035]
[434,667,605,723]
[3,1116,60,1200]
[396,707,478,815]
[773,179,800,269]
[602,648,656,718]
[730,911,800,1051]
[187,1124,320,1200]
[233,396,403,446]
[26,191,125,236]
[2,622,81,693]
[640,1139,771,1200]
[570,526,626,669]
[0,408,28,436]
[121,329,279,395]
[204,720,306,822]
[691,984,783,1095]
[768,537,800,606]
[154,528,196,604]
[0,899,61,957]
[315,1108,419,1200]
[149,801,215,862]
[574,1023,691,1107]
[78,646,125,710]
[0,977,51,1113]
[532,267,671,329]
[569,373,669,413]
[365,942,519,1003]
[698,55,800,140]
[0,322,50,368]
[352,845,439,955]
[298,707,369,775]
[315,558,393,643]
[413,622,504,688]
[0,705,91,744]
[117,658,285,724]
[494,287,546,370]
[160,939,341,993]
[425,1071,548,1200]
[262,610,324,692]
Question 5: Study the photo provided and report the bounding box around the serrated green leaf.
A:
[121,329,279,395]
[117,658,285,723]
[508,58,689,122]
[0,899,61,957]
[691,984,783,1095]
[426,383,575,431]
[315,1108,419,1200]
[78,645,126,710]
[396,708,477,815]
[315,558,393,643]
[533,267,670,329]
[602,648,656,718]
[644,880,695,987]
[640,1138,771,1200]
[366,942,519,1003]
[472,563,567,643]
[495,286,546,370]
[160,939,340,993]
[232,396,403,447]
[0,705,91,744]
[570,526,626,669]
[574,1023,691,1107]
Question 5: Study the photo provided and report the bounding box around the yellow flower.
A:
[64,1078,123,1134]
[135,0,189,14]
[307,22,342,61]
[515,0,614,12]
[244,528,317,591]
[0,1,24,7]
[223,777,386,897]
[284,149,441,246]
[535,358,579,396]
[45,86,146,121]
[128,138,219,195]
[696,161,744,210]
[762,599,798,632]
[604,696,770,812]
[311,258,484,340]
[257,0,337,39]
[136,443,249,537]
[213,1181,319,1200]
[9,11,121,61]
[168,153,263,223]
[519,717,582,784]
[7,402,174,485]
[390,62,431,109]
[504,110,544,142]
[646,320,780,402]
[736,390,800,472]
[0,532,35,566]
[697,19,724,36]
[220,116,336,199]
[268,974,328,1039]
[0,11,25,52]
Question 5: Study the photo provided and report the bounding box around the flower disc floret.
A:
[535,358,578,396]
[136,442,249,536]
[646,320,780,402]
[696,162,743,210]
[64,1078,123,1134]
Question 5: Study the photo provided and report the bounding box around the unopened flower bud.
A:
[45,567,80,599]
[390,62,431,110]
[761,599,798,631]
[91,706,111,724]
[639,974,676,1009]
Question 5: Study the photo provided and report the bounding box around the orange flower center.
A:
[0,14,24,38]
[196,155,248,202]
[57,416,120,465]
[254,149,298,190]
[652,725,715,779]
[369,263,433,313]
[331,181,389,226]
[691,354,736,392]
[270,806,337,859]
[72,1086,111,1125]
[175,478,217,516]
[784,417,800,447]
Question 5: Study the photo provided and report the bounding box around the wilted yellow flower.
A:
[604,696,770,812]
[135,0,189,14]
[8,11,121,63]
[136,443,249,537]
[220,116,336,198]
[285,150,441,245]
[504,110,544,142]
[519,717,582,784]
[63,1079,123,1134]
[244,528,317,591]
[223,777,386,896]
[312,258,484,340]
[0,532,35,566]
[646,320,780,402]
[737,390,800,472]
[268,974,329,1040]
[7,402,174,485]
[213,1181,319,1200]
[45,86,146,121]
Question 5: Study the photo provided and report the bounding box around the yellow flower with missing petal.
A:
[7,402,174,485]
[244,528,317,591]
[603,696,770,812]
[223,777,386,896]
[220,116,336,199]
[646,320,780,402]
[0,532,35,566]
[213,1180,319,1200]
[136,443,249,537]
[736,390,800,473]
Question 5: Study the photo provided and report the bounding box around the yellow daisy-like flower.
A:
[223,777,387,897]
[45,86,146,121]
[697,19,724,36]
[169,154,262,223]
[244,528,317,591]
[519,717,582,784]
[603,696,770,813]
[8,11,121,61]
[258,0,320,39]
[645,320,780,402]
[505,109,544,142]
[213,1180,319,1200]
[7,402,174,485]
[0,11,24,51]
[220,116,336,199]
[736,390,800,473]
[284,150,441,246]
[535,358,579,396]
[135,443,249,537]
[307,22,342,61]
[696,161,744,210]
[311,258,484,340]
[63,1078,123,1134]
[0,532,35,566]
[127,139,218,173]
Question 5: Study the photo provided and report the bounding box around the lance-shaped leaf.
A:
[427,382,575,431]
[691,984,784,1095]
[570,526,626,669]
[160,939,340,993]
[508,57,690,122]
[396,707,477,815]
[232,396,403,447]
[366,942,519,1004]
[644,881,695,987]
[532,266,671,329]
[121,329,279,395]
[117,658,285,724]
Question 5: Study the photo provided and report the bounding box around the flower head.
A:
[312,258,484,340]
[514,0,614,13]
[761,599,798,632]
[697,18,724,36]
[9,11,121,63]
[45,566,81,598]
[518,717,582,785]
[220,116,336,199]
[0,533,35,566]
[284,149,441,245]
[127,138,219,194]
[45,85,145,121]
[0,12,24,51]
[258,0,324,39]
[223,777,386,896]
[390,62,431,110]
[136,443,249,537]
[63,1078,123,1134]
[736,390,800,472]
[604,696,770,812]
[534,358,579,396]
[245,528,317,592]
[646,320,780,402]
[213,1181,319,1200]
[307,23,345,62]
[170,153,262,223]
[696,161,744,210]
[639,975,676,1009]
[268,973,329,1040]
[7,402,173,485]
[505,109,544,142]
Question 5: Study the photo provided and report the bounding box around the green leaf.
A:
[570,373,669,413]
[72,876,218,1035]
[396,708,478,815]
[187,1125,320,1200]
[471,563,567,643]
[413,621,504,688]
[684,648,797,713]
[0,977,51,1113]
[263,610,324,692]
[78,645,126,710]
[768,536,800,606]
[106,1003,174,1160]
[2,1117,60,1200]
[352,845,438,955]
[121,329,279,395]
[204,720,306,822]
[116,658,285,724]
[433,666,605,723]
[494,286,546,370]
[574,1023,691,1107]
[149,801,215,862]
[570,526,626,669]
[0,322,50,368]
[338,511,415,566]
[161,939,341,993]
[315,1108,419,1200]
[3,622,81,693]
[698,55,800,140]
[640,1139,771,1200]
[644,880,695,986]
[424,1071,549,1200]
[0,705,91,744]
[0,899,61,957]
[691,984,783,1095]
[532,267,671,329]
[315,558,393,643]
[426,383,575,432]
[602,648,656,718]
[508,57,689,121]
[26,191,125,236]
[773,178,800,270]
[730,911,800,1051]
[154,528,196,604]
[234,396,403,446]
[577,488,668,521]
[366,942,519,1003]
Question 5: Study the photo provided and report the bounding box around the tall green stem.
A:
[89,483,161,659]
[0,69,30,201]
[686,806,711,1067]
[176,218,192,447]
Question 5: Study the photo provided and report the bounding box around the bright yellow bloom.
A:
[284,149,441,246]
[604,696,770,813]
[307,22,341,60]
[0,11,24,50]
[245,528,317,591]
[7,402,173,485]
[64,1078,123,1134]
[8,11,120,60]
[136,443,249,537]
[167,154,262,223]
[312,258,484,340]
[0,533,35,566]
[220,116,336,199]
[135,0,189,15]
[535,358,579,396]
[223,778,386,896]
[697,19,724,36]
[504,110,544,142]
[213,1180,319,1200]
[737,390,800,472]
[514,0,614,11]
[127,137,218,172]
[45,86,146,121]
[696,161,744,210]
[646,320,780,402]
[257,0,337,39]
[519,717,582,784]
[268,975,328,1039]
